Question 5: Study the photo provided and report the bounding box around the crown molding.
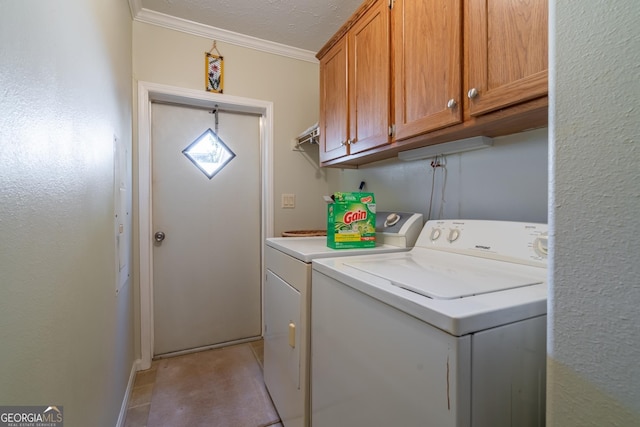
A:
[128,0,142,19]
[131,6,319,63]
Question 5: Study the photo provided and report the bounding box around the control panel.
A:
[415,219,548,267]
[375,212,424,248]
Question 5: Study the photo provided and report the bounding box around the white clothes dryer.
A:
[264,212,423,427]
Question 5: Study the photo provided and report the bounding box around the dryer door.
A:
[264,270,303,427]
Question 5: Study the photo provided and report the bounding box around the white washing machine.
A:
[311,219,548,427]
[264,212,423,427]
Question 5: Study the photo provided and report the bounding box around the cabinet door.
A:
[393,0,462,141]
[348,0,391,155]
[319,36,349,163]
[466,0,548,117]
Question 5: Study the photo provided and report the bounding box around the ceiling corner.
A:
[128,0,142,19]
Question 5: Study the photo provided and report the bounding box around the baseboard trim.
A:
[153,336,262,360]
[115,359,143,427]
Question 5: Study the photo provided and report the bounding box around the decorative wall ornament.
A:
[182,127,235,179]
[205,41,224,93]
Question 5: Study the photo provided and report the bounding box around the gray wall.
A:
[331,128,548,224]
[548,0,640,425]
[0,0,135,425]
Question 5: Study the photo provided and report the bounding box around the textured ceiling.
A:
[140,0,364,52]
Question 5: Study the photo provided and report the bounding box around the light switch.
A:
[281,193,295,208]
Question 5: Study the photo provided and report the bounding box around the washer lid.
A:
[344,250,544,300]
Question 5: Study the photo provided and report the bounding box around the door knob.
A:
[154,231,166,242]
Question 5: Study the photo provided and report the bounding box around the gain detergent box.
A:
[327,192,376,249]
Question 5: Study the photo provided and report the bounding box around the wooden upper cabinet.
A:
[317,0,548,167]
[392,0,462,141]
[348,0,391,155]
[465,0,548,117]
[319,36,349,163]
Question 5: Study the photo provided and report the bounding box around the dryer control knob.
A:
[384,213,401,227]
[448,228,461,243]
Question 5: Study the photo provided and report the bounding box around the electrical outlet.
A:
[281,193,295,209]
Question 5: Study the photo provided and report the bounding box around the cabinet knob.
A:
[467,88,479,99]
[447,99,457,109]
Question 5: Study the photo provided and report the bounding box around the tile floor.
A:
[124,339,283,427]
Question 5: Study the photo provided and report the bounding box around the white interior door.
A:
[151,102,261,356]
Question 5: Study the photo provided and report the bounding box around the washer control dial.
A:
[429,227,442,241]
[448,228,461,243]
[533,233,549,257]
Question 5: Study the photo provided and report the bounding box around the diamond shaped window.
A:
[182,128,235,179]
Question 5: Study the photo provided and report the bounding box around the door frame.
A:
[137,81,274,370]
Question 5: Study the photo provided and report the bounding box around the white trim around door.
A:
[137,81,274,370]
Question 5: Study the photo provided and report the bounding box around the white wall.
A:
[332,128,548,224]
[132,22,330,237]
[0,0,135,426]
[548,1,640,425]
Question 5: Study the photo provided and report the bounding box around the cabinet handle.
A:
[447,99,457,109]
[467,88,479,99]
[340,140,347,146]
